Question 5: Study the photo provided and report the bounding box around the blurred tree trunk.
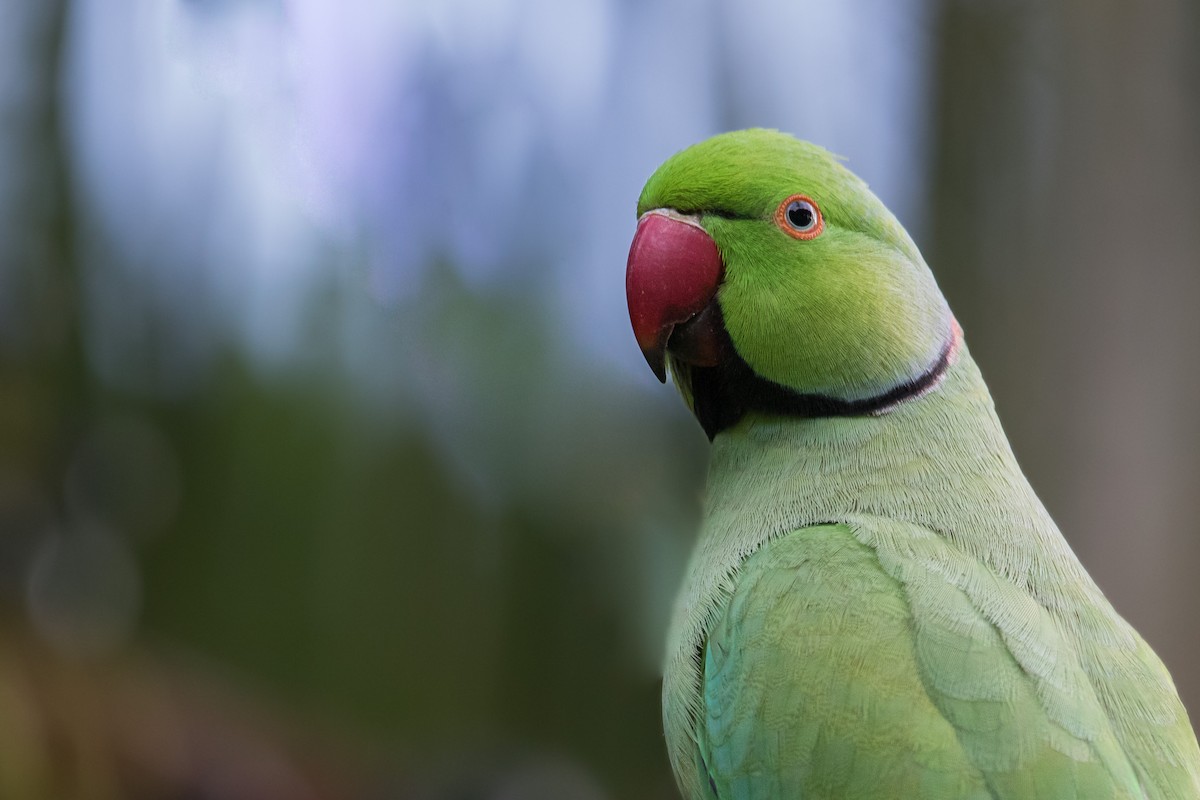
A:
[929,0,1200,712]
[0,0,86,591]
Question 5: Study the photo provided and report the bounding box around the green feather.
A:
[641,130,1200,799]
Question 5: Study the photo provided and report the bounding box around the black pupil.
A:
[788,202,814,229]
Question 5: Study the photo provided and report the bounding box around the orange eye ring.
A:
[775,194,824,240]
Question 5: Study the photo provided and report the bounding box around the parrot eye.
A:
[775,194,824,240]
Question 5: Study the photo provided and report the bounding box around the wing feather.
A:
[700,520,1149,799]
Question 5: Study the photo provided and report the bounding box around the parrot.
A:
[624,129,1200,799]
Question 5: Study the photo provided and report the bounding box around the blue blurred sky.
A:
[61,0,934,384]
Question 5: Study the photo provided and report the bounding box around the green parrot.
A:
[624,129,1200,799]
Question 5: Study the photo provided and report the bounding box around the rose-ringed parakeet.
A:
[624,129,1200,799]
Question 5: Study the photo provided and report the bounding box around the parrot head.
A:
[626,129,957,438]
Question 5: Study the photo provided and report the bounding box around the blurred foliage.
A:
[2,3,706,797]
[3,1,1200,799]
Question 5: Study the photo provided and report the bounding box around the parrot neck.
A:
[662,343,1114,794]
[698,343,1089,586]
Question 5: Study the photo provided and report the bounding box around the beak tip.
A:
[641,346,668,383]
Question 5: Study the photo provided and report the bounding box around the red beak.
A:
[625,211,725,382]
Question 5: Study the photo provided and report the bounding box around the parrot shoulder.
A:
[698,518,1148,799]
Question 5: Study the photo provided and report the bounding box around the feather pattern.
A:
[663,348,1200,799]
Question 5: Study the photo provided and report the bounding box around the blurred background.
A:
[2,0,1199,797]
